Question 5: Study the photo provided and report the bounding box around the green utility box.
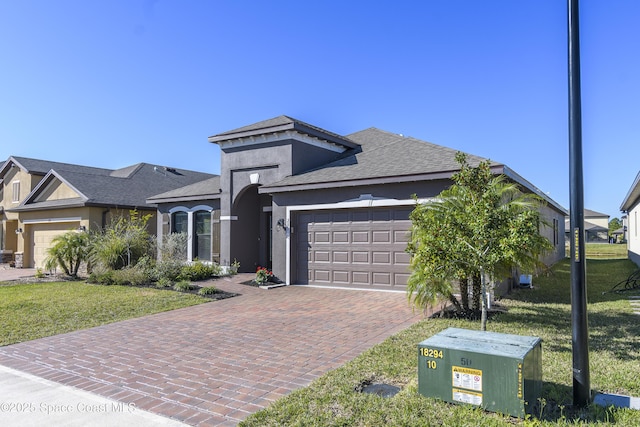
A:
[418,327,542,418]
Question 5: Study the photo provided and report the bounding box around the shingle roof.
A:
[6,157,217,211]
[146,176,222,203]
[583,209,609,218]
[1,156,112,177]
[261,127,499,189]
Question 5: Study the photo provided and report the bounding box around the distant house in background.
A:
[0,156,216,268]
[565,209,609,243]
[621,171,640,267]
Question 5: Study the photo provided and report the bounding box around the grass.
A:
[585,243,627,259]
[0,281,208,346]
[241,258,640,426]
[566,242,628,259]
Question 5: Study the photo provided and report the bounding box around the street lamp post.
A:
[568,0,591,406]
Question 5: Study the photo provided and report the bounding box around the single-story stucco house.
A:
[0,156,216,268]
[147,115,567,291]
[620,171,640,267]
[564,209,610,243]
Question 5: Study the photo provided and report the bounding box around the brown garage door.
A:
[294,207,412,289]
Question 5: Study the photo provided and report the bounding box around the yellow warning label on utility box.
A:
[452,366,483,391]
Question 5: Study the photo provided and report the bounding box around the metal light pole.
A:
[568,0,591,406]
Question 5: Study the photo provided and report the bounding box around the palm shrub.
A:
[44,230,90,277]
[407,152,553,330]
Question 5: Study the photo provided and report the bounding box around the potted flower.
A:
[255,266,274,285]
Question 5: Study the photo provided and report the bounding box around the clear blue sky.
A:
[1,1,638,220]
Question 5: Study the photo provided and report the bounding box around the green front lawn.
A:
[241,258,640,426]
[0,282,208,346]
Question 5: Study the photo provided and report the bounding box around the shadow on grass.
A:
[534,381,624,423]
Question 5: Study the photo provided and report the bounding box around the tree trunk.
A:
[480,269,488,331]
[459,277,469,311]
[448,292,463,313]
[472,272,481,311]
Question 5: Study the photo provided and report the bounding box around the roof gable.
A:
[7,157,217,212]
[33,174,83,203]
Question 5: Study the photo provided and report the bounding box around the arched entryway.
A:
[231,185,272,273]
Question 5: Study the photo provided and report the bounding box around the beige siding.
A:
[35,179,79,202]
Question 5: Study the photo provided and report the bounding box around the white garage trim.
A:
[23,217,82,224]
[284,197,432,285]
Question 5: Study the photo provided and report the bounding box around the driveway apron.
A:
[0,274,423,426]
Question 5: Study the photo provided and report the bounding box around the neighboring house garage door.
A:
[30,222,80,269]
[294,207,412,289]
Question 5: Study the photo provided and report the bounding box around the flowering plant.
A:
[255,266,274,284]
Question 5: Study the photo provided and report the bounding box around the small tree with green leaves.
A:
[44,230,90,277]
[608,217,622,238]
[407,153,553,330]
[89,210,154,271]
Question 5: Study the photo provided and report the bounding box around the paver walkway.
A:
[0,273,424,426]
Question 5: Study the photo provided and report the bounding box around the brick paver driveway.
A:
[0,274,423,426]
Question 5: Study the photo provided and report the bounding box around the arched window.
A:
[194,210,211,261]
[172,211,188,234]
[167,207,219,263]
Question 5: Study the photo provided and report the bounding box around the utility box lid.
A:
[418,327,542,418]
[423,327,541,358]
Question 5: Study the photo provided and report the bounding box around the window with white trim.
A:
[12,181,20,203]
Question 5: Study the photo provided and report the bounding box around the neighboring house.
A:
[148,115,567,292]
[564,209,610,243]
[620,171,640,267]
[0,156,216,268]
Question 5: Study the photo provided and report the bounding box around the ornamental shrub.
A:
[255,266,273,284]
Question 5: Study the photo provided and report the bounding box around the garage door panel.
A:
[372,272,391,285]
[352,251,369,263]
[352,271,370,284]
[395,273,410,286]
[314,231,330,243]
[314,251,330,262]
[332,231,349,243]
[295,207,411,289]
[314,270,330,282]
[372,230,390,243]
[333,251,349,263]
[394,230,410,243]
[372,252,391,264]
[332,271,350,283]
[352,231,369,243]
[394,251,411,264]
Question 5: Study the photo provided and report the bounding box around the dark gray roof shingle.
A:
[6,157,217,211]
[146,176,222,203]
[262,127,499,189]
